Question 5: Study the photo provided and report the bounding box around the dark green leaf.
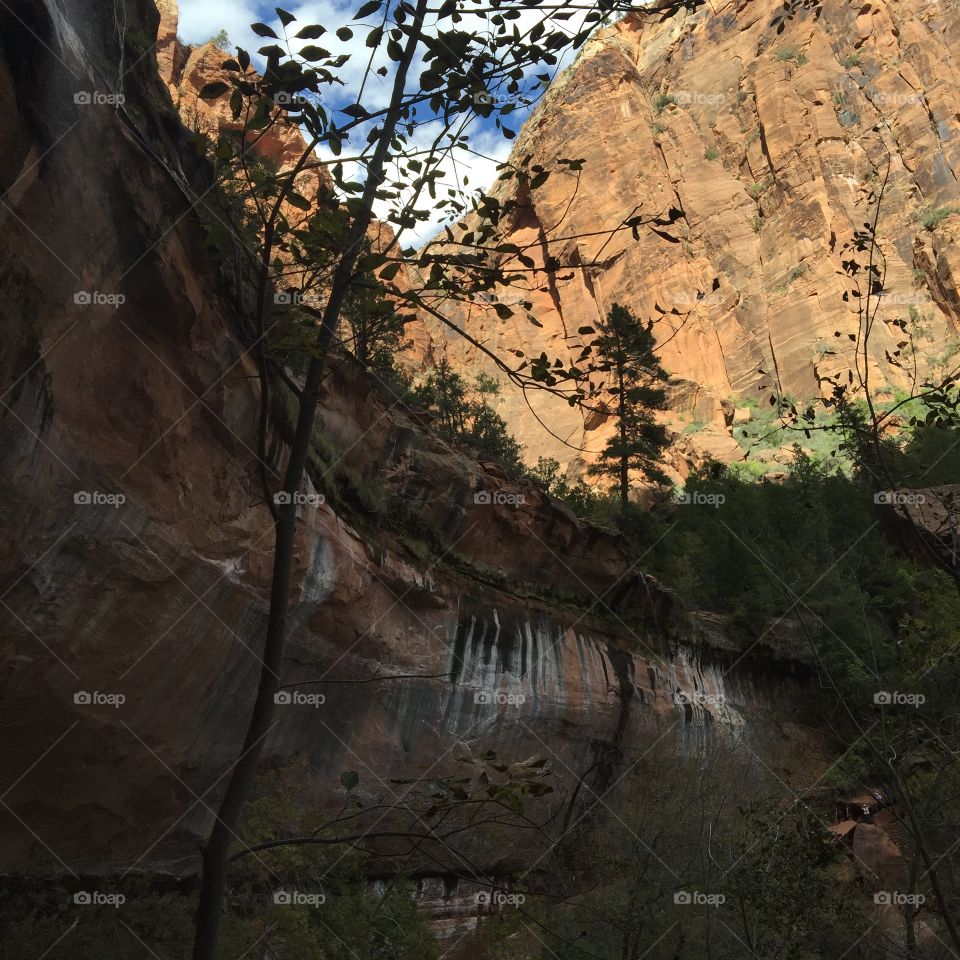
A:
[354,0,382,18]
[295,24,327,39]
[341,770,359,792]
[198,81,230,100]
[286,192,312,211]
[380,262,402,281]
[251,22,279,38]
[299,45,331,60]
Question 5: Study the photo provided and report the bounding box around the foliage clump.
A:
[775,46,808,65]
[413,361,526,476]
[915,205,960,230]
[654,93,677,114]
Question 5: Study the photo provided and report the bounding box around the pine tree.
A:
[207,29,231,51]
[587,304,670,504]
[413,363,525,476]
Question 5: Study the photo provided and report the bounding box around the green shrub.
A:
[413,362,525,476]
[934,337,960,368]
[915,205,960,230]
[787,263,808,283]
[0,769,439,960]
[775,263,808,291]
[654,93,677,114]
[775,47,807,66]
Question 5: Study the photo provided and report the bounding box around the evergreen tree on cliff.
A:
[587,304,670,504]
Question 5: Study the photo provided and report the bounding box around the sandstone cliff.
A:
[0,0,831,885]
[154,0,437,361]
[420,0,960,470]
[156,1,326,195]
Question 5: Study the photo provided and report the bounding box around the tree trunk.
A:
[888,761,960,956]
[618,367,629,506]
[191,6,428,956]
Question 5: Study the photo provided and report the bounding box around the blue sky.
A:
[176,0,593,244]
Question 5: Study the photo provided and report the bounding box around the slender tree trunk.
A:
[618,367,628,506]
[888,761,960,956]
[905,856,921,960]
[191,6,428,956]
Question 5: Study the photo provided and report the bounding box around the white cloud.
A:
[176,0,261,52]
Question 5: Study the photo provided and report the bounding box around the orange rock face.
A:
[156,0,327,202]
[420,0,960,470]
[155,0,424,343]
